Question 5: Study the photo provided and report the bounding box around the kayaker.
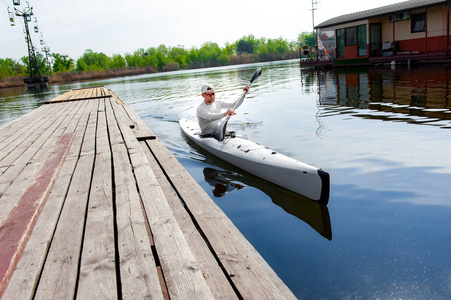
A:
[197,84,250,137]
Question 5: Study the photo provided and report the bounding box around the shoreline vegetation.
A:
[0,33,316,89]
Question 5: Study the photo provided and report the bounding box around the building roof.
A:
[315,0,447,28]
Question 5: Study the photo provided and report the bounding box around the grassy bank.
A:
[0,66,158,89]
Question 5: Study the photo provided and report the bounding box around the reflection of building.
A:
[305,66,451,128]
[302,0,451,68]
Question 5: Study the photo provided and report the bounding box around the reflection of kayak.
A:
[203,167,332,239]
[180,118,330,204]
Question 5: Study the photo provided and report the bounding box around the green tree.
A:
[168,45,188,69]
[124,49,145,67]
[236,39,254,54]
[198,42,228,67]
[0,58,26,78]
[76,49,111,71]
[52,53,74,72]
[109,53,126,69]
[223,42,236,56]
[298,31,317,48]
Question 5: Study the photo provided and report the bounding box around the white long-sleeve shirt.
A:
[197,101,232,135]
[197,97,243,135]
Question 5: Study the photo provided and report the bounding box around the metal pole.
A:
[312,0,315,30]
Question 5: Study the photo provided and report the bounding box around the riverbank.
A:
[0,66,158,89]
[0,53,299,89]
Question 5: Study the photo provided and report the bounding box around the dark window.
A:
[411,12,425,33]
[336,28,345,58]
[345,27,357,46]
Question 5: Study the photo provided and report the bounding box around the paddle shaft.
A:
[221,69,261,125]
[212,68,262,141]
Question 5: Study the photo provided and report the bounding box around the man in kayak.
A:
[197,84,249,137]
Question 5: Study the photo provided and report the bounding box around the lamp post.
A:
[7,1,49,90]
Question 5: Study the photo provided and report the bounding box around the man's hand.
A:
[224,109,236,117]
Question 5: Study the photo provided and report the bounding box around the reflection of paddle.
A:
[212,68,262,141]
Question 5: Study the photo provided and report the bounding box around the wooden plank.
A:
[1,100,92,300]
[77,99,118,299]
[0,104,47,132]
[0,104,57,142]
[140,140,238,300]
[0,102,71,166]
[0,132,74,297]
[110,99,215,299]
[114,101,156,141]
[0,101,83,224]
[33,99,99,300]
[101,87,109,97]
[109,90,123,105]
[46,88,113,104]
[62,90,76,101]
[84,88,92,99]
[105,98,164,300]
[143,138,297,299]
[0,104,61,157]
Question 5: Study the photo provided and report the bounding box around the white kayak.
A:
[179,118,330,204]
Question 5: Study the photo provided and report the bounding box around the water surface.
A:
[1,61,450,299]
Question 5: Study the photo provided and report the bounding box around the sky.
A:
[1,0,403,61]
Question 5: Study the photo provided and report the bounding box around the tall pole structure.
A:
[312,0,318,30]
[7,1,49,90]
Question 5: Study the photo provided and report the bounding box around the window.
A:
[345,27,357,46]
[411,12,425,33]
[357,25,367,56]
[336,29,345,58]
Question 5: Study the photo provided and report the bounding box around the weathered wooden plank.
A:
[108,90,123,105]
[0,104,58,144]
[102,87,110,98]
[0,104,62,162]
[110,100,215,299]
[0,104,48,133]
[140,140,238,300]
[46,88,112,104]
[105,98,164,300]
[65,90,77,100]
[0,101,71,165]
[143,138,297,299]
[84,88,92,99]
[0,101,83,224]
[77,99,118,299]
[33,99,99,300]
[0,132,74,297]
[1,100,92,300]
[118,100,157,141]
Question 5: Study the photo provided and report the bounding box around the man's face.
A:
[202,92,215,105]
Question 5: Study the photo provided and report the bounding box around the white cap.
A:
[201,84,215,94]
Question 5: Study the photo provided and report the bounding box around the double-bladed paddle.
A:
[212,68,262,141]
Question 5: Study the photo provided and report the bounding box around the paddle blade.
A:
[212,117,229,141]
[250,68,262,85]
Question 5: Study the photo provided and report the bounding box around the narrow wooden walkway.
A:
[0,87,296,299]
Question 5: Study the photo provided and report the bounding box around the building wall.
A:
[334,3,450,60]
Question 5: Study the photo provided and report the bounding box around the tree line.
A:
[0,32,316,80]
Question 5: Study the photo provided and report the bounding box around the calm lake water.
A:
[1,60,450,299]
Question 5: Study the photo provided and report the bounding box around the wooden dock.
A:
[0,87,296,299]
